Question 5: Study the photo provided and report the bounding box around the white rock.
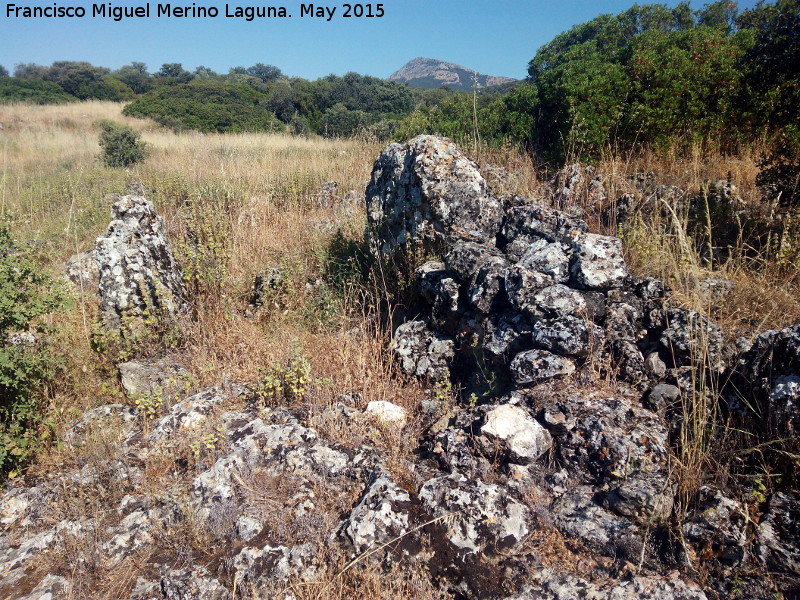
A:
[480,404,552,463]
[366,401,408,427]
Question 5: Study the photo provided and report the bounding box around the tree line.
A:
[1,0,797,189]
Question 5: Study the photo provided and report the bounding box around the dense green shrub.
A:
[0,78,75,104]
[97,120,149,168]
[0,222,69,476]
[318,103,370,138]
[123,80,282,133]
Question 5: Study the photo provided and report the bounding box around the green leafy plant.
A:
[97,120,149,168]
[256,352,327,407]
[0,221,69,476]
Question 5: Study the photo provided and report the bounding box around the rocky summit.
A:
[1,136,799,600]
[388,57,516,91]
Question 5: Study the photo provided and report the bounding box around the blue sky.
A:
[0,0,760,80]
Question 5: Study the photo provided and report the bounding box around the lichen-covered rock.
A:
[365,135,503,256]
[63,403,139,446]
[190,411,369,518]
[552,487,643,559]
[517,238,570,283]
[482,313,531,359]
[569,233,628,290]
[478,404,552,464]
[683,485,748,567]
[233,543,320,599]
[646,383,681,416]
[757,492,800,575]
[532,284,587,318]
[468,254,510,313]
[510,349,576,385]
[508,568,708,600]
[501,201,588,252]
[429,427,489,477]
[600,473,675,523]
[419,473,531,555]
[551,396,669,484]
[118,355,192,404]
[160,566,233,600]
[392,320,455,383]
[14,574,70,600]
[147,385,235,444]
[661,308,725,371]
[505,264,558,313]
[530,315,604,357]
[342,469,412,554]
[768,375,800,437]
[95,195,188,329]
[65,249,99,291]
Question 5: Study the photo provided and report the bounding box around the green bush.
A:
[0,78,75,104]
[123,80,282,133]
[97,120,149,168]
[0,222,69,476]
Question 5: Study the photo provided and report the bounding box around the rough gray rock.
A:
[552,487,643,559]
[569,233,628,290]
[478,404,552,464]
[95,195,188,329]
[532,284,588,318]
[509,568,708,600]
[660,308,725,371]
[147,385,234,444]
[505,264,559,313]
[769,375,800,437]
[63,403,139,445]
[601,473,675,523]
[501,201,588,252]
[482,313,531,359]
[118,356,192,403]
[14,574,70,600]
[683,485,748,567]
[646,383,681,416]
[392,320,455,383]
[530,315,604,357]
[342,469,411,554]
[757,492,800,575]
[158,567,232,600]
[510,349,576,385]
[418,473,531,555]
[365,135,503,255]
[517,238,570,284]
[233,543,320,598]
[429,427,489,477]
[190,411,367,518]
[65,249,99,291]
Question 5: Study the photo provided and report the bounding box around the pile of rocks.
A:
[372,136,724,402]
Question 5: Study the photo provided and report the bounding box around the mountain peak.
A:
[388,57,516,91]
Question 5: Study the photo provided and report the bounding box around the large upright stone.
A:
[365,135,503,256]
[95,195,188,329]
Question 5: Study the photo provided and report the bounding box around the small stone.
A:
[479,404,552,464]
[365,401,408,428]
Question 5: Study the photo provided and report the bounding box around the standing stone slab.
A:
[95,195,188,329]
[365,135,503,256]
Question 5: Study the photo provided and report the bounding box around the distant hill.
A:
[388,57,516,91]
